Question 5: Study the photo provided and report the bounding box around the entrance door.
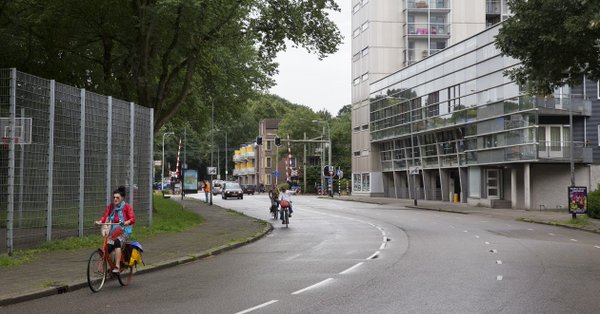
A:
[486,169,500,199]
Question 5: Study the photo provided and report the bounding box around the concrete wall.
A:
[530,164,592,210]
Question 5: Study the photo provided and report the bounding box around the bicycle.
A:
[87,223,134,292]
[269,199,279,220]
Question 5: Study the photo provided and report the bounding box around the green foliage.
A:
[0,0,342,131]
[587,185,600,218]
[277,182,290,192]
[495,0,600,94]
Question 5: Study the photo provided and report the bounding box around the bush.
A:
[587,185,600,218]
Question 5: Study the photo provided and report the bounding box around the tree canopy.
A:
[495,0,600,94]
[496,0,600,94]
[0,0,342,131]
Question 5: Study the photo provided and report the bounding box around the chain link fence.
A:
[0,69,153,254]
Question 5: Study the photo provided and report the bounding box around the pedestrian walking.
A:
[203,180,210,203]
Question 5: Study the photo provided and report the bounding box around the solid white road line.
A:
[366,251,380,260]
[291,278,334,295]
[235,300,279,314]
[340,262,364,274]
[285,254,302,261]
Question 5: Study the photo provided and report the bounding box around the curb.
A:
[0,223,273,307]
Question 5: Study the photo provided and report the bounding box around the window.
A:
[353,126,360,132]
[361,47,369,57]
[353,28,360,38]
[353,173,362,191]
[352,52,360,62]
[597,81,600,99]
[266,140,272,150]
[353,151,361,156]
[361,0,369,6]
[362,124,369,130]
[361,22,369,32]
[266,174,271,185]
[353,3,360,14]
[361,73,369,82]
[266,157,272,168]
[447,84,461,112]
[361,173,370,191]
[353,77,361,86]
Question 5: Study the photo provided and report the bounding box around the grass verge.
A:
[0,193,204,267]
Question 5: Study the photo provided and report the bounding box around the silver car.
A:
[222,182,243,200]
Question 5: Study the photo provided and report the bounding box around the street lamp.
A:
[313,120,332,197]
[162,132,175,192]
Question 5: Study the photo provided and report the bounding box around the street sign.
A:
[273,170,279,177]
[409,166,420,175]
[207,167,217,175]
[336,168,343,179]
[327,178,333,184]
[154,160,162,166]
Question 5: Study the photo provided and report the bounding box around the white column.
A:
[524,163,531,210]
[511,167,517,209]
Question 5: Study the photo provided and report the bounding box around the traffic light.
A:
[274,137,281,146]
[323,165,330,177]
[256,136,262,145]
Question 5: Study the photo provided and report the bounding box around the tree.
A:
[495,0,600,94]
[0,0,342,131]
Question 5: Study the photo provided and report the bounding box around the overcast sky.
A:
[268,1,351,116]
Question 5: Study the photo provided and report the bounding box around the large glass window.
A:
[353,173,362,191]
[361,173,370,191]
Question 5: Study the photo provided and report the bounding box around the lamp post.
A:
[313,120,332,197]
[162,132,174,192]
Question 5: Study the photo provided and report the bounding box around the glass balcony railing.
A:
[406,0,449,9]
[407,23,450,36]
[486,0,501,15]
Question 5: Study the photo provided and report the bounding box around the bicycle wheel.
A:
[284,209,289,228]
[117,265,134,286]
[87,250,107,292]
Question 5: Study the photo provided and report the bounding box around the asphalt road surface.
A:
[4,194,600,313]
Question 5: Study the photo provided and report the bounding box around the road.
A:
[4,194,600,313]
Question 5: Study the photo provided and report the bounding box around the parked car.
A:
[241,184,256,195]
[212,180,224,195]
[222,182,243,200]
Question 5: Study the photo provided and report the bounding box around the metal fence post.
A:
[149,108,154,226]
[47,80,55,242]
[79,89,86,237]
[7,68,16,255]
[129,102,135,208]
[106,97,112,204]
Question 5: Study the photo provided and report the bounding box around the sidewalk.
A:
[332,195,600,234]
[0,198,271,306]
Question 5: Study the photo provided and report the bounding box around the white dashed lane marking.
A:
[496,260,503,265]
[291,278,334,295]
[340,262,364,275]
[570,239,578,242]
[497,275,503,281]
[235,300,279,314]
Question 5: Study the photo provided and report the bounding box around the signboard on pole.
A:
[207,167,217,175]
[568,186,587,214]
[183,169,198,194]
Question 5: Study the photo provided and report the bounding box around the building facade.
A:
[367,22,600,209]
[351,0,509,196]
[233,119,298,190]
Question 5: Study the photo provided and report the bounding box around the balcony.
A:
[406,0,450,10]
[521,96,592,116]
[406,23,450,37]
[486,0,501,15]
[537,141,591,162]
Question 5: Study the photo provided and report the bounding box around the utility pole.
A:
[303,132,307,194]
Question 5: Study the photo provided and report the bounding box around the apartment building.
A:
[233,119,298,190]
[367,22,600,210]
[351,0,508,196]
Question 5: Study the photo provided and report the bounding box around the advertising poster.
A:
[568,186,587,214]
[183,169,198,194]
